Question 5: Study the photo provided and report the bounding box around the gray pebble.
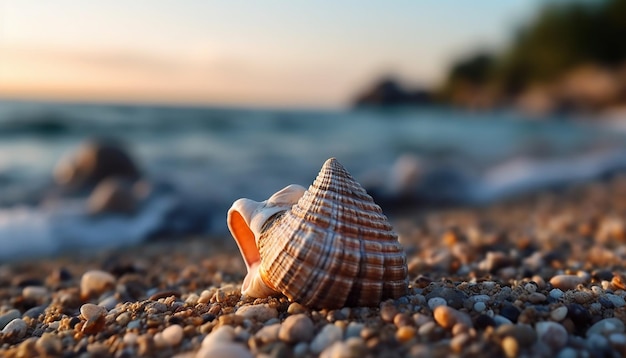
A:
[536,321,568,350]
[23,305,47,319]
[556,347,578,358]
[549,288,564,300]
[470,294,491,303]
[474,302,486,312]
[427,297,447,310]
[235,304,278,322]
[195,343,253,358]
[0,309,21,329]
[586,318,625,337]
[256,323,280,343]
[293,342,309,356]
[605,293,626,308]
[22,286,49,301]
[279,314,315,343]
[310,324,343,354]
[98,296,119,311]
[127,319,142,330]
[2,318,28,338]
[345,322,365,339]
[550,306,568,322]
[494,315,513,326]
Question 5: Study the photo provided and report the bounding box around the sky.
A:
[0,0,549,108]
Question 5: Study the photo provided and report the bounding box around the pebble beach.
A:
[2,176,626,357]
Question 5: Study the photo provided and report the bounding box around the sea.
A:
[1,99,625,261]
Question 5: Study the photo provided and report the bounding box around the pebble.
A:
[0,309,21,329]
[279,314,315,343]
[396,326,416,342]
[499,304,521,323]
[586,318,625,337]
[98,296,119,310]
[35,333,62,356]
[549,275,585,291]
[235,304,278,322]
[80,270,116,297]
[80,303,107,320]
[2,318,28,338]
[605,293,626,308]
[287,302,307,314]
[427,297,447,310]
[549,288,564,300]
[22,286,49,301]
[345,322,365,339]
[426,287,468,309]
[196,343,253,358]
[550,306,568,321]
[536,321,568,350]
[310,324,343,354]
[493,315,513,326]
[256,323,281,343]
[433,306,472,329]
[609,333,626,346]
[156,324,184,347]
[528,292,546,303]
[501,336,519,358]
[473,301,486,312]
[496,324,537,346]
[127,320,142,330]
[23,306,46,319]
[380,304,398,322]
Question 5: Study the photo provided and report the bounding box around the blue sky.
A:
[0,0,549,108]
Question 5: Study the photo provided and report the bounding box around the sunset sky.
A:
[0,1,548,108]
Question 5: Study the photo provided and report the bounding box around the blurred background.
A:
[1,0,626,260]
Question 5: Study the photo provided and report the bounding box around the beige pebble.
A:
[235,304,278,322]
[256,323,281,343]
[35,333,62,356]
[161,324,184,346]
[279,314,315,343]
[550,306,568,322]
[380,305,398,322]
[80,270,116,298]
[202,325,236,347]
[433,306,472,329]
[80,303,107,320]
[449,333,469,353]
[549,275,585,291]
[287,302,307,315]
[116,312,131,326]
[195,343,253,358]
[123,332,139,345]
[22,286,49,301]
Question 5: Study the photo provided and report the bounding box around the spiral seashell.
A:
[227,158,408,308]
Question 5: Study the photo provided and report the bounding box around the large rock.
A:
[54,139,140,189]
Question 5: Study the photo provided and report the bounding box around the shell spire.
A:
[227,157,408,309]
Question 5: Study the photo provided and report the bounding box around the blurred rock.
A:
[353,76,434,107]
[87,178,138,215]
[54,139,140,190]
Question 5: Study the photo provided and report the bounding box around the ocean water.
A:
[0,99,625,260]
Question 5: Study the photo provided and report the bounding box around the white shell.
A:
[228,158,408,308]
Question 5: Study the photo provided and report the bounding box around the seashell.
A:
[227,158,408,308]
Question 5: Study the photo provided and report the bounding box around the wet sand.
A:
[2,177,626,357]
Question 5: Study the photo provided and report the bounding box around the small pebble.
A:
[196,343,253,358]
[0,309,21,329]
[396,326,416,342]
[433,306,472,329]
[80,303,107,320]
[35,333,62,356]
[427,297,447,310]
[380,304,398,322]
[160,324,184,346]
[605,293,626,308]
[549,275,585,291]
[310,324,343,354]
[279,314,315,343]
[22,286,49,301]
[235,304,278,322]
[80,270,116,298]
[536,321,568,350]
[501,336,519,358]
[287,302,307,315]
[2,318,28,338]
[256,323,281,343]
[474,301,486,312]
[345,322,365,339]
[496,324,537,346]
[528,292,546,303]
[586,318,625,338]
[550,306,568,322]
[549,288,564,300]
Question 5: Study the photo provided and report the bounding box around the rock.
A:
[425,287,468,309]
[54,139,140,189]
[320,338,364,358]
[496,324,537,346]
[22,286,49,302]
[23,306,47,319]
[550,306,568,322]
[156,324,183,347]
[81,270,116,299]
[235,304,278,323]
[287,302,307,315]
[35,333,63,356]
[310,324,343,354]
[586,318,625,337]
[0,309,21,330]
[499,304,521,323]
[427,297,447,310]
[279,314,315,343]
[501,336,519,358]
[536,321,568,350]
[549,288,564,299]
[202,325,236,346]
[380,304,398,322]
[396,326,416,342]
[195,343,253,358]
[2,318,28,338]
[87,178,138,215]
[80,303,107,320]
[433,306,472,329]
[256,323,281,343]
[605,293,626,308]
[549,275,585,290]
